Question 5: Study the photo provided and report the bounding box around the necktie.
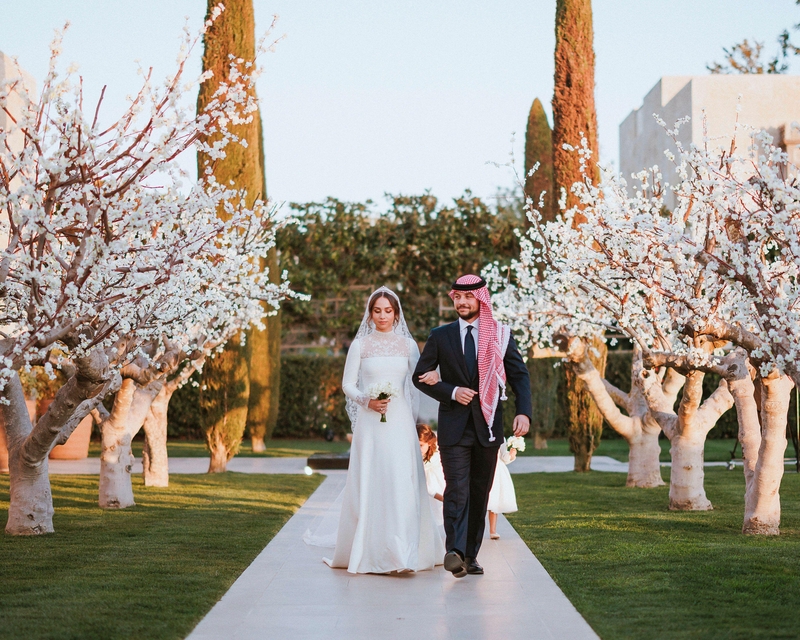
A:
[464,325,477,379]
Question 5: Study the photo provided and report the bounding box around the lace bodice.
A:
[342,334,420,412]
[359,331,411,358]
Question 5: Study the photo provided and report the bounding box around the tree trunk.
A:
[533,431,548,449]
[668,434,712,510]
[565,335,606,472]
[640,366,732,511]
[565,341,665,487]
[743,373,793,535]
[141,385,173,487]
[626,422,664,488]
[723,357,763,531]
[208,431,229,473]
[200,335,249,473]
[99,380,160,508]
[3,375,53,535]
[6,447,53,535]
[0,421,8,473]
[4,352,114,535]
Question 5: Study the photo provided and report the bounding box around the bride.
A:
[326,286,444,574]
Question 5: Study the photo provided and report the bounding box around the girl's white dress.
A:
[487,440,518,514]
[328,331,444,573]
[423,449,446,527]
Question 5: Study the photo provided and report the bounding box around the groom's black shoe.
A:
[444,551,467,578]
[465,557,484,575]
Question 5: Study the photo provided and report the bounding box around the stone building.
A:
[619,75,800,208]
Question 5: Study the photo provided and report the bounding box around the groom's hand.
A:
[512,415,530,437]
[454,387,477,405]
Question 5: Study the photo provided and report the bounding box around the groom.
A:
[413,274,531,578]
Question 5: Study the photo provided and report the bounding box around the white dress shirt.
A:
[452,317,479,400]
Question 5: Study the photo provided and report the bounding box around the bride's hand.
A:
[368,398,390,415]
[418,370,440,385]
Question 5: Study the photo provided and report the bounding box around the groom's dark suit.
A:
[413,320,531,561]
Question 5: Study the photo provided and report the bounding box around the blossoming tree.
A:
[492,123,799,533]
[0,14,295,534]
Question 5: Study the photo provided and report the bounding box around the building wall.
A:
[620,75,800,209]
[0,51,36,158]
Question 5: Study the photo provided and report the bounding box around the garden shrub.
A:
[167,350,758,443]
[273,355,349,438]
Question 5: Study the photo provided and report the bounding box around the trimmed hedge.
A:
[166,373,204,439]
[273,355,349,438]
[168,351,780,442]
[168,356,350,440]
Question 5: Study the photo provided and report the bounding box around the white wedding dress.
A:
[326,330,444,573]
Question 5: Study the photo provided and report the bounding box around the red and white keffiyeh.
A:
[449,274,511,442]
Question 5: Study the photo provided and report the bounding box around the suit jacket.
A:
[412,321,532,448]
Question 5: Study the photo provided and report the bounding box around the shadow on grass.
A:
[0,473,322,640]
[87,438,352,459]
[509,469,800,640]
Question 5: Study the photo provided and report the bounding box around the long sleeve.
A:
[407,339,421,421]
[413,330,455,407]
[342,339,369,407]
[498,441,513,464]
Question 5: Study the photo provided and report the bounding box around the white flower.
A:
[368,382,400,400]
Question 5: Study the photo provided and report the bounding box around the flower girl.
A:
[417,424,445,526]
[487,436,524,539]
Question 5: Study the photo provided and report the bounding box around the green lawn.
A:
[88,438,351,459]
[0,473,322,640]
[509,469,800,640]
[520,437,794,463]
[90,436,778,463]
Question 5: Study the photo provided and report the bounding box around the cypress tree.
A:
[552,0,600,218]
[245,114,282,452]
[197,0,261,472]
[524,99,557,449]
[552,0,606,471]
[523,97,555,224]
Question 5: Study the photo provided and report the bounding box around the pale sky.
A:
[1,1,795,208]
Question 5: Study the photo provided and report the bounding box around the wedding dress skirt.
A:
[327,349,444,573]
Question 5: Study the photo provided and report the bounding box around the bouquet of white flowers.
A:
[506,435,526,453]
[368,382,400,423]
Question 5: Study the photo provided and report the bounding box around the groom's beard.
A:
[456,307,479,322]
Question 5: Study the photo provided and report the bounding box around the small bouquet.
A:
[506,435,526,453]
[368,382,400,423]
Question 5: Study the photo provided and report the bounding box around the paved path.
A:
[47,455,627,475]
[186,472,599,640]
[49,455,790,475]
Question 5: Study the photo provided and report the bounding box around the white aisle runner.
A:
[187,473,598,640]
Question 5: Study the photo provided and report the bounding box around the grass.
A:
[519,437,795,463]
[0,473,322,640]
[88,436,777,463]
[509,468,800,640]
[87,437,351,459]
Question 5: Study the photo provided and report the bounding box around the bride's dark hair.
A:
[368,290,400,319]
